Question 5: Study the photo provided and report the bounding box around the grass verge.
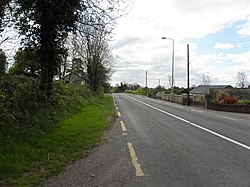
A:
[1,94,115,187]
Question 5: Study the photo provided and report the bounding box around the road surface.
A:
[41,93,250,187]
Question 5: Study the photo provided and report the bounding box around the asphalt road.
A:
[41,93,250,187]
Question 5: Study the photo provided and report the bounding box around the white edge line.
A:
[191,109,204,113]
[216,115,237,121]
[126,95,250,151]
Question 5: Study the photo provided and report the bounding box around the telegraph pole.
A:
[187,44,190,106]
[146,71,148,96]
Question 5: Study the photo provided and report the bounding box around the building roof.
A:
[190,85,233,94]
[64,72,87,81]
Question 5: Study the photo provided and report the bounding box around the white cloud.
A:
[110,0,250,88]
[214,43,235,49]
[237,20,250,36]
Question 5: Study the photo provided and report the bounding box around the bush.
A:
[0,75,44,139]
[0,75,95,141]
[132,87,146,95]
[238,100,250,105]
[216,90,230,103]
[219,96,238,104]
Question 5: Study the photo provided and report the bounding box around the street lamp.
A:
[162,37,174,97]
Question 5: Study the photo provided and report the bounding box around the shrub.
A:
[132,87,146,95]
[216,90,230,103]
[219,96,238,104]
[0,75,43,139]
[0,75,95,141]
[238,100,250,105]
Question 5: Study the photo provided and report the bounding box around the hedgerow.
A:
[0,74,95,141]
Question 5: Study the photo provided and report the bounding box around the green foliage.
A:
[103,82,111,93]
[132,87,146,95]
[0,0,10,31]
[0,49,7,75]
[0,74,107,186]
[0,95,114,187]
[9,48,40,77]
[15,0,80,46]
[113,82,129,93]
[238,100,250,105]
[0,75,43,139]
[15,0,81,95]
[69,57,85,77]
[0,74,94,141]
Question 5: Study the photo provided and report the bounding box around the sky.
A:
[110,0,250,88]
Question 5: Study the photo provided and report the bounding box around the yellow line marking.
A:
[127,143,144,177]
[120,121,127,132]
[117,111,121,117]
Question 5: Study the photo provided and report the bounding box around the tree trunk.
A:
[39,21,57,97]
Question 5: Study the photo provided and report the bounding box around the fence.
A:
[206,98,250,113]
[151,92,250,113]
[154,92,189,105]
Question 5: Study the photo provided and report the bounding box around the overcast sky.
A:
[110,0,250,88]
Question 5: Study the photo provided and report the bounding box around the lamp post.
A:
[162,37,174,97]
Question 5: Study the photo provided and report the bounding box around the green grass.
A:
[0,94,115,187]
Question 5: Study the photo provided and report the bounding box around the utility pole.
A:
[187,44,190,106]
[146,71,148,96]
[162,37,175,100]
[158,79,161,91]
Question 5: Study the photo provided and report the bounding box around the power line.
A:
[114,54,139,68]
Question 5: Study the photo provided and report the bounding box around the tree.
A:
[14,0,127,96]
[85,37,114,92]
[57,48,69,80]
[60,35,85,81]
[129,83,141,91]
[0,48,7,75]
[202,74,210,86]
[0,0,10,32]
[14,0,81,96]
[236,72,248,88]
[69,25,115,92]
[0,0,12,48]
[9,48,40,77]
[155,85,164,92]
[115,82,129,93]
